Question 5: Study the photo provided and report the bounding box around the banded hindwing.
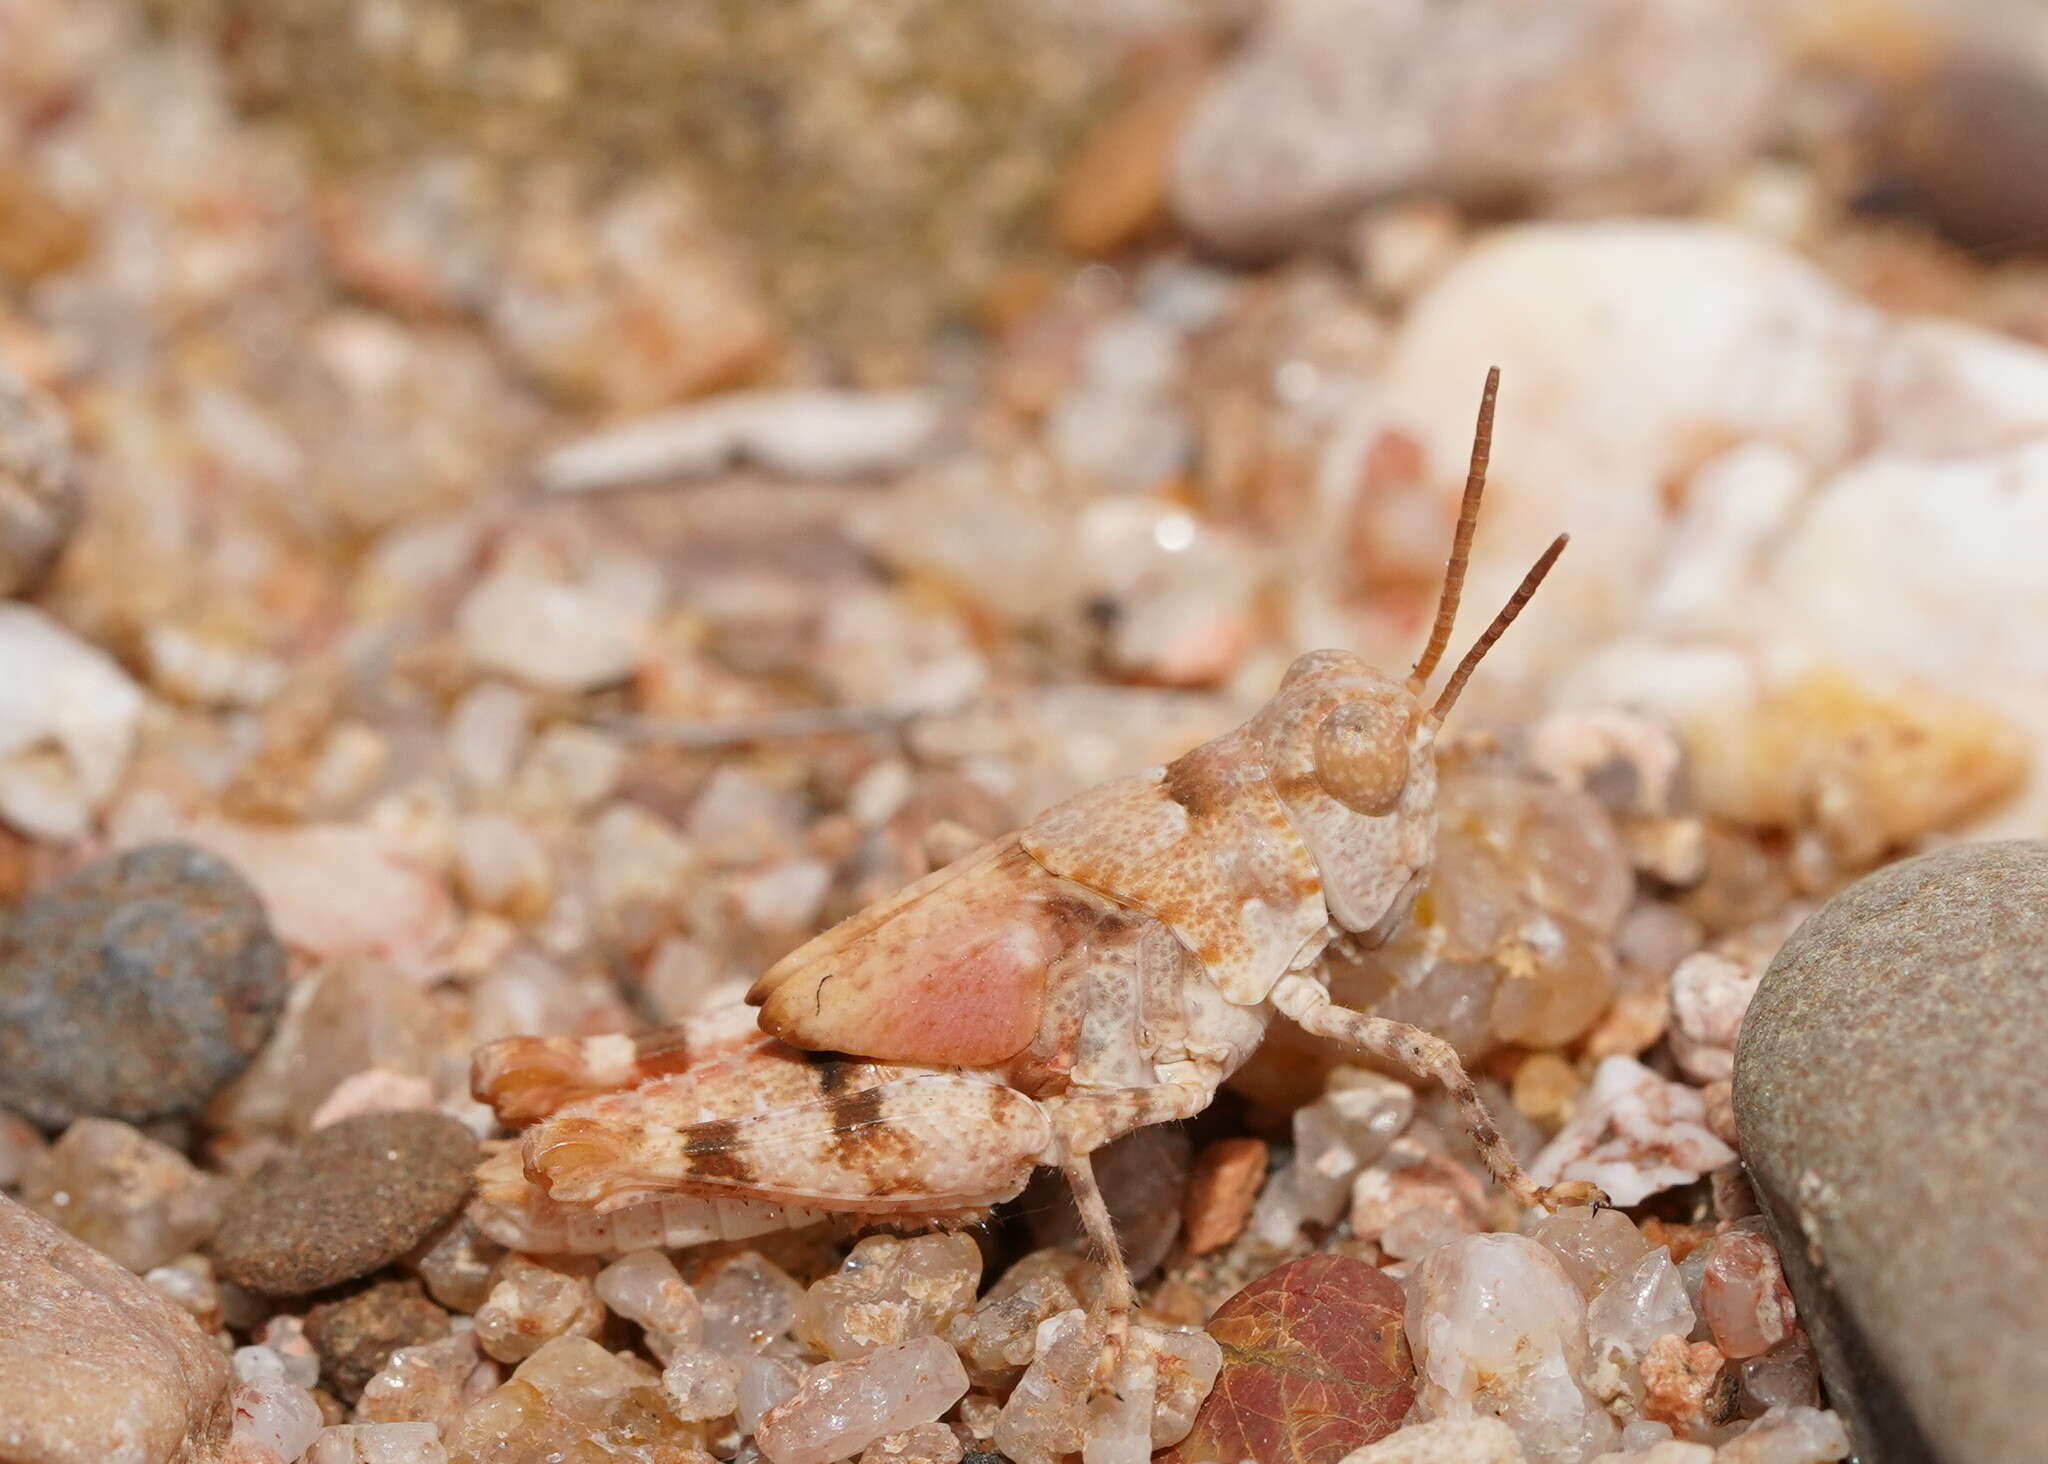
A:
[522,1042,1052,1214]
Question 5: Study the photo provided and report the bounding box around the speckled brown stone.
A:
[1733,839,2048,1464]
[305,1276,451,1401]
[213,1111,477,1296]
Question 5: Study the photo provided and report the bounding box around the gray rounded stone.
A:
[1734,839,2048,1464]
[0,842,289,1130]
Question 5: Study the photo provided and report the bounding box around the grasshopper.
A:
[472,368,1592,1373]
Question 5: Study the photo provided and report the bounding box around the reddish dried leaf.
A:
[1162,1253,1414,1464]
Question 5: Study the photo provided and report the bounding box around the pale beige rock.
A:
[1173,0,1783,256]
[1531,1056,1734,1208]
[0,1193,232,1464]
[1339,1417,1525,1463]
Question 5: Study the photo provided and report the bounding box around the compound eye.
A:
[1313,692,1416,816]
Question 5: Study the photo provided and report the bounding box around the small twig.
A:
[590,703,940,748]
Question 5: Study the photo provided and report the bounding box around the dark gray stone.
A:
[0,842,287,1130]
[1734,839,2048,1464]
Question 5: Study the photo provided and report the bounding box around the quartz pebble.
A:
[228,1343,323,1457]
[1405,1232,1615,1464]
[1349,1136,1489,1261]
[145,1253,225,1330]
[229,1343,327,1463]
[1737,1342,1820,1421]
[1338,1417,1525,1463]
[1668,913,1800,1085]
[1528,1206,1656,1300]
[1714,1406,1850,1464]
[1531,1057,1735,1208]
[947,1248,1094,1386]
[1289,1070,1414,1225]
[597,1248,704,1357]
[214,1111,478,1295]
[0,843,286,1129]
[414,1215,505,1314]
[0,604,144,840]
[458,564,653,693]
[442,1333,706,1463]
[0,359,82,598]
[21,1116,224,1272]
[1639,1335,1729,1438]
[697,1249,806,1355]
[0,1194,233,1464]
[755,1334,968,1464]
[357,1328,497,1428]
[305,1277,451,1401]
[794,1231,982,1360]
[661,1345,741,1422]
[473,1253,606,1363]
[999,1311,1218,1464]
[306,1422,449,1464]
[1696,1230,1795,1361]
[1585,1251,1697,1413]
[859,1422,964,1464]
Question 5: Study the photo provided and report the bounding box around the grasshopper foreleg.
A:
[1271,973,1604,1212]
[1047,1078,1214,1393]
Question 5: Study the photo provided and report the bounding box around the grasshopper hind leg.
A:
[1271,972,1606,1212]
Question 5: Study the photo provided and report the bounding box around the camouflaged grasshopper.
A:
[472,369,1590,1356]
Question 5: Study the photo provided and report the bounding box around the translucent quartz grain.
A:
[993,1310,1219,1464]
[1714,1406,1850,1463]
[697,1250,805,1355]
[357,1329,495,1428]
[858,1422,964,1464]
[597,1249,704,1358]
[473,1254,604,1363]
[229,1346,325,1464]
[1698,1229,1796,1359]
[1289,1071,1415,1224]
[21,1117,223,1272]
[661,1346,741,1422]
[795,1232,982,1360]
[305,1423,449,1463]
[1529,1206,1656,1298]
[754,1335,969,1464]
[1404,1233,1616,1464]
[945,1249,1091,1385]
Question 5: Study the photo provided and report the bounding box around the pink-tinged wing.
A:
[1021,734,1329,1005]
[748,837,1113,1068]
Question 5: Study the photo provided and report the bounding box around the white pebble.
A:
[0,603,145,839]
[754,1335,969,1464]
[306,1423,449,1464]
[1531,1056,1735,1208]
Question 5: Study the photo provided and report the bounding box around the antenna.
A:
[1429,533,1567,724]
[1409,366,1498,691]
